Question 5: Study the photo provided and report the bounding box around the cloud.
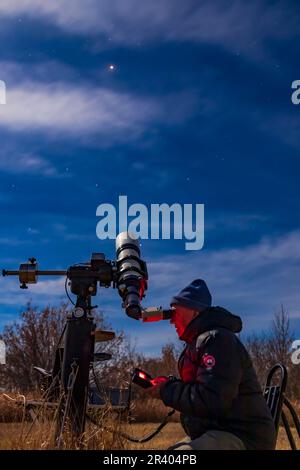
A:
[0,146,58,176]
[0,275,66,307]
[0,237,37,246]
[0,0,297,55]
[0,81,158,136]
[0,80,196,141]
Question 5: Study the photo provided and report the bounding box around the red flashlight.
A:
[132,368,153,388]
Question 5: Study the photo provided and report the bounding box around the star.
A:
[108,64,116,71]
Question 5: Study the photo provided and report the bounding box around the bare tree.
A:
[245,305,300,399]
[135,342,180,380]
[0,302,67,391]
[0,302,127,392]
[269,305,294,365]
[245,332,271,386]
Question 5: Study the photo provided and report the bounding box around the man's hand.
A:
[145,376,168,398]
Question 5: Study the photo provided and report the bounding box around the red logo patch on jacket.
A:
[201,353,216,369]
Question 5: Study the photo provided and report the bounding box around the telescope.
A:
[1,231,172,443]
[2,232,146,320]
[2,231,172,322]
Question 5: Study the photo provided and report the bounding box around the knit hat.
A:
[170,279,212,311]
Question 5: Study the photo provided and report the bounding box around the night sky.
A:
[0,0,300,355]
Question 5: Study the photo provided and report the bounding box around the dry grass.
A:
[0,392,127,450]
[123,423,300,450]
[130,398,180,422]
[0,421,298,450]
[0,417,128,450]
[0,394,299,450]
[276,426,300,450]
[0,392,38,422]
[123,422,186,450]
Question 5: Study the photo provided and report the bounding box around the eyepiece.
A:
[141,307,173,322]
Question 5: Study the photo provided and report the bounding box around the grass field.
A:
[0,395,299,450]
[0,421,299,450]
[124,423,300,450]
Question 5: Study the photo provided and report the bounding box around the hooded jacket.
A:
[160,306,277,450]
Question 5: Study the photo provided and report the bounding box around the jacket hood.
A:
[180,306,243,343]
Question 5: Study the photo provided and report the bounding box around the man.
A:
[147,279,277,450]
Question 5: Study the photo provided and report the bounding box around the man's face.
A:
[170,304,199,338]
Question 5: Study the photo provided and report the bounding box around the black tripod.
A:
[2,233,148,447]
[55,295,96,446]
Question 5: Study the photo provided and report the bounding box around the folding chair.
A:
[264,363,300,450]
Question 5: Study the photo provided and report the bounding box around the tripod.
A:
[55,294,96,447]
[2,234,148,447]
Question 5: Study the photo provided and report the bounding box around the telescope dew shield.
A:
[115,232,148,320]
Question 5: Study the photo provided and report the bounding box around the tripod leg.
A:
[55,316,94,446]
